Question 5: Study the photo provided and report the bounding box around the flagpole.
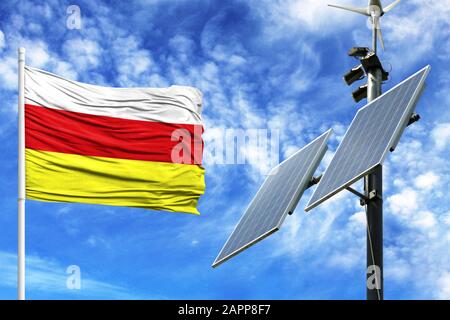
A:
[18,47,26,300]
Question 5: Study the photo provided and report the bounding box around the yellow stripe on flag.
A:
[25,148,205,214]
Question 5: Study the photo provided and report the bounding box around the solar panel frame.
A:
[305,65,430,212]
[212,129,332,268]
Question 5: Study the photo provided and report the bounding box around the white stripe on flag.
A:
[25,66,203,125]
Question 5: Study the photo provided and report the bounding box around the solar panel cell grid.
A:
[212,129,332,267]
[305,66,430,211]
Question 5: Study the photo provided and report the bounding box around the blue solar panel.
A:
[305,66,430,212]
[212,130,332,267]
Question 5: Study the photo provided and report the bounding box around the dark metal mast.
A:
[365,33,384,299]
[335,1,394,300]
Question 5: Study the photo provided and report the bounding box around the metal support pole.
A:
[367,68,382,101]
[18,47,26,301]
[365,65,383,300]
[372,25,377,55]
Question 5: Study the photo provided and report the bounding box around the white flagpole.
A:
[17,47,26,300]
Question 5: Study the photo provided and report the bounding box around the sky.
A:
[0,0,449,300]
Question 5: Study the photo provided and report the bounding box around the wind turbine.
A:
[328,0,401,52]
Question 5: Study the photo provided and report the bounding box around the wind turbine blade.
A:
[377,25,385,50]
[328,3,369,16]
[384,0,401,13]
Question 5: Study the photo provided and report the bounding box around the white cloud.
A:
[200,12,248,63]
[119,50,152,76]
[0,29,5,50]
[384,249,411,282]
[0,38,51,90]
[283,145,300,159]
[272,187,355,259]
[329,248,361,270]
[287,0,361,31]
[85,236,110,249]
[28,22,43,34]
[381,0,450,69]
[348,211,366,228]
[387,188,418,217]
[436,272,450,299]
[414,171,440,190]
[0,56,17,90]
[250,0,362,39]
[63,38,102,71]
[442,212,450,225]
[10,14,25,31]
[393,178,406,188]
[432,123,450,151]
[24,39,50,68]
[169,34,195,64]
[56,205,71,216]
[116,39,151,74]
[381,131,450,297]
[0,251,144,299]
[147,73,169,87]
[53,61,78,80]
[111,35,155,86]
[412,210,437,229]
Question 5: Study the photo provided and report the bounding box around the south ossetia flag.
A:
[24,67,205,214]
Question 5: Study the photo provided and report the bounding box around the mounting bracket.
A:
[345,186,381,206]
[407,113,420,127]
[390,113,421,152]
[291,175,323,215]
[346,186,368,205]
[307,174,323,189]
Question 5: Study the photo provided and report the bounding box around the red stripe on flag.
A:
[25,104,203,164]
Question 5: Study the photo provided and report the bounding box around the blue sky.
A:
[0,0,449,299]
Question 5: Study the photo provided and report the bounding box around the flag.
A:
[24,66,205,214]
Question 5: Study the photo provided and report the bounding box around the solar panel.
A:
[305,65,430,212]
[212,129,332,267]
